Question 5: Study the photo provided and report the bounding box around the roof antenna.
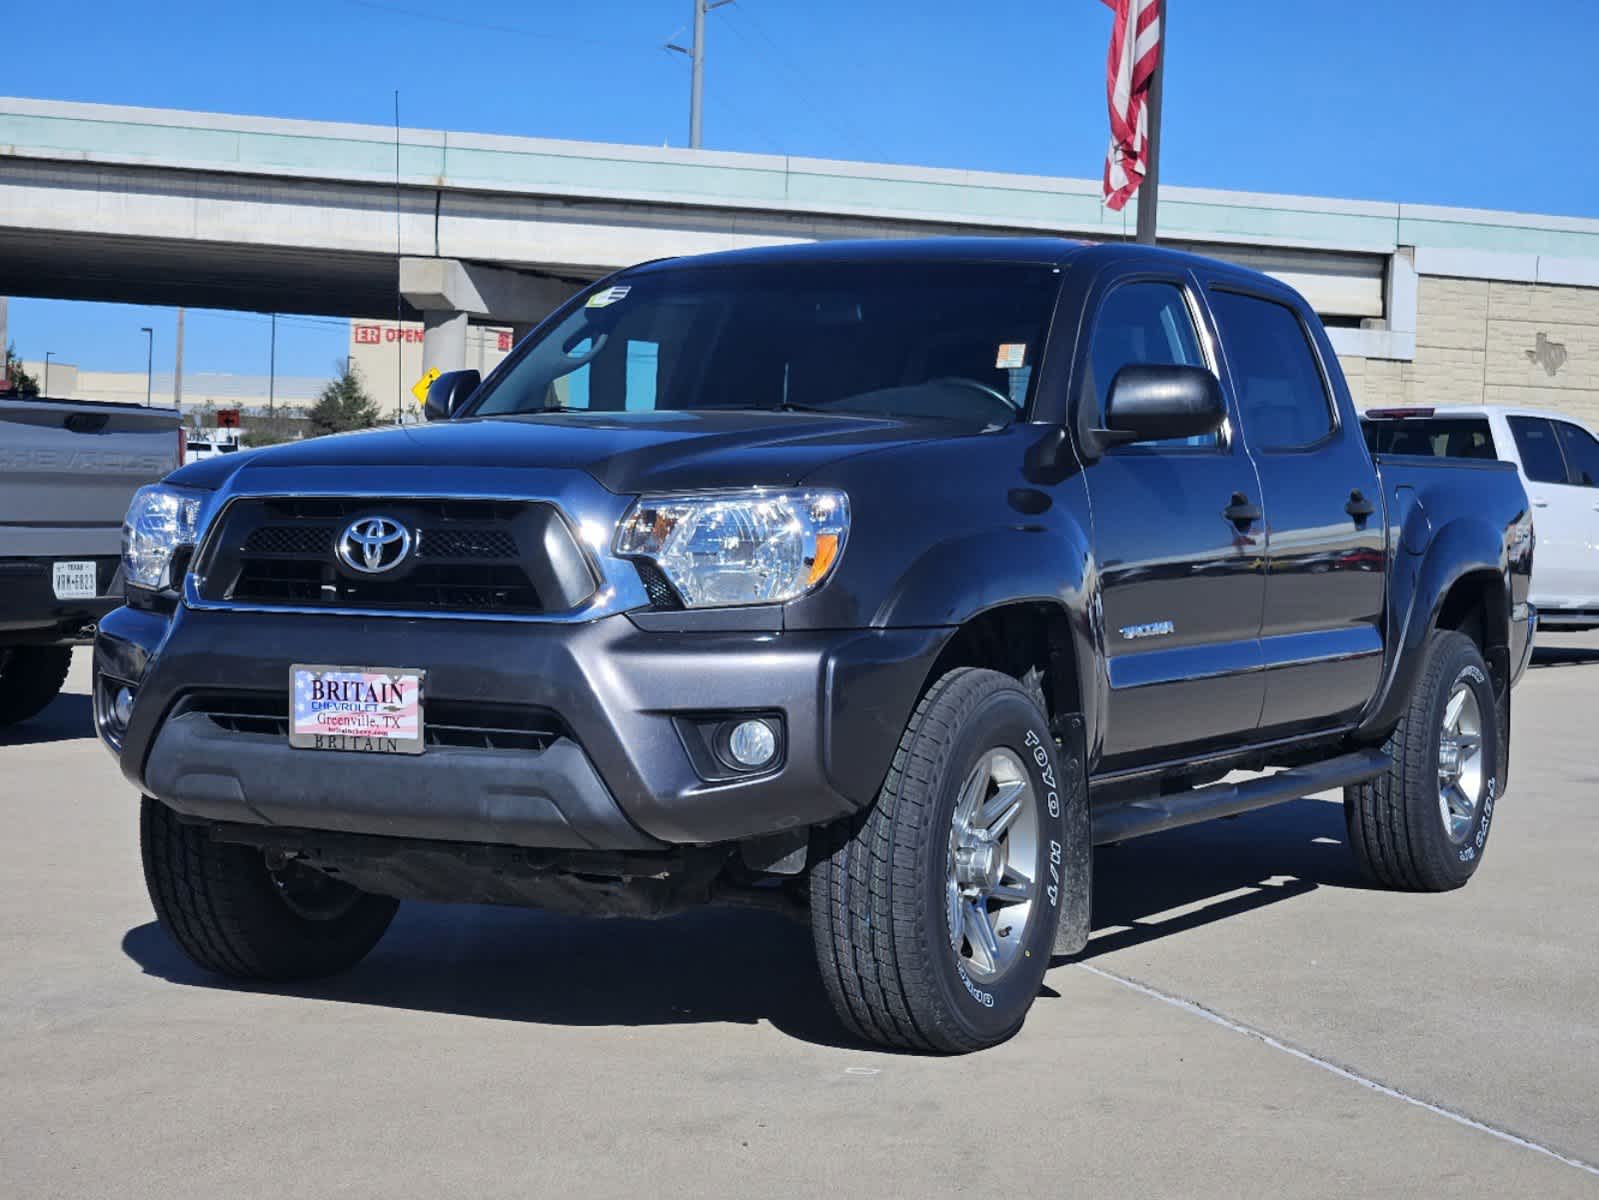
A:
[392,89,404,425]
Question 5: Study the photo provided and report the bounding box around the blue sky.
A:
[8,0,1597,380]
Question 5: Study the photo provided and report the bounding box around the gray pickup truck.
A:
[1,398,180,726]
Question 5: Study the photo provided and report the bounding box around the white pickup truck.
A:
[0,398,181,725]
[1364,405,1599,630]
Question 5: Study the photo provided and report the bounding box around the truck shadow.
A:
[0,691,94,747]
[1073,795,1364,962]
[120,796,1362,1050]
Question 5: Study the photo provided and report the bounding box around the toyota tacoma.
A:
[97,240,1535,1052]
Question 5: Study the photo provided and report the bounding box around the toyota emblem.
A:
[336,516,413,574]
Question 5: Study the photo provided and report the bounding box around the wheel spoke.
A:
[963,900,1000,974]
[1443,688,1467,731]
[978,779,1026,836]
[954,761,988,826]
[989,881,1031,905]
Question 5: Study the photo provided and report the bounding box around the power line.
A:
[341,0,650,51]
[660,44,786,155]
[710,4,887,162]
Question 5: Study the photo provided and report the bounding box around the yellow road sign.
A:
[410,367,441,406]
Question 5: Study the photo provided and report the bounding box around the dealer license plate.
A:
[52,560,98,600]
[290,665,426,755]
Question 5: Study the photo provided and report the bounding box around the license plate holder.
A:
[52,560,98,600]
[290,664,426,755]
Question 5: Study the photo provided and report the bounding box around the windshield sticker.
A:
[586,285,632,309]
[996,343,1027,369]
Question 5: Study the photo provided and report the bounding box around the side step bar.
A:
[1091,748,1390,845]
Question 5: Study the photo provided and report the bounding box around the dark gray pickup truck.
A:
[1,398,179,726]
[96,240,1534,1052]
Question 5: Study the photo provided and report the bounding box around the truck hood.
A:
[169,409,977,495]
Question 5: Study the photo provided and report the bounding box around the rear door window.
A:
[1364,417,1496,459]
[1553,420,1599,486]
[1208,290,1335,450]
[1507,416,1569,484]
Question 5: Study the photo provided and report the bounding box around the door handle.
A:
[1345,489,1376,521]
[1532,497,1550,508]
[1224,493,1262,526]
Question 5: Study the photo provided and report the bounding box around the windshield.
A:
[468,261,1061,425]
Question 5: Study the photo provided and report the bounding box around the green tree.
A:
[2,344,39,396]
[306,359,381,436]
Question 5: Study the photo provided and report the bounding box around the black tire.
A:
[1345,630,1501,891]
[810,667,1071,1053]
[0,645,72,728]
[140,796,398,980]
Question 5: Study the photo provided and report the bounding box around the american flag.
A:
[1102,0,1162,212]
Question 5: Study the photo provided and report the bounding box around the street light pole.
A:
[140,327,154,407]
[667,0,737,149]
[44,351,53,396]
[269,313,277,418]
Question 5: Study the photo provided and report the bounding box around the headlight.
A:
[615,489,849,608]
[122,485,204,590]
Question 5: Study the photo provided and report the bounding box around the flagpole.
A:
[1135,0,1166,245]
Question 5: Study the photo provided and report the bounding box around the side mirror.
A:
[423,369,481,422]
[1100,364,1225,445]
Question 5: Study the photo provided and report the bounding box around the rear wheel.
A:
[810,668,1072,1053]
[1345,630,1501,891]
[0,646,73,728]
[141,797,398,980]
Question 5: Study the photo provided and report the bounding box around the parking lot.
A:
[2,640,1596,1198]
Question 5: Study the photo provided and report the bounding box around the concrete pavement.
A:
[3,641,1597,1198]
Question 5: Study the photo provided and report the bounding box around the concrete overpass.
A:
[5,96,1599,380]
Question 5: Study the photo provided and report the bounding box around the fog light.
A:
[727,719,777,769]
[112,686,136,728]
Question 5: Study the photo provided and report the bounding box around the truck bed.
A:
[0,399,181,559]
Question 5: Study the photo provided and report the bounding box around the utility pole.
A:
[140,327,154,407]
[268,313,277,418]
[44,351,53,396]
[667,0,736,148]
[1135,0,1166,245]
[174,307,185,411]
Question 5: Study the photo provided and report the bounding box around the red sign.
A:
[497,331,513,352]
[354,323,423,345]
[216,408,241,429]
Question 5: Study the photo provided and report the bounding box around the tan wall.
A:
[349,321,513,415]
[1339,277,1599,427]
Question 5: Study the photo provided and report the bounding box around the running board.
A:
[1091,748,1390,845]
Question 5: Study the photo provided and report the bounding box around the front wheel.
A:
[141,797,398,980]
[810,668,1073,1053]
[1345,630,1501,891]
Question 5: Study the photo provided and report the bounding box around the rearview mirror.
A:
[423,369,481,422]
[1101,364,1225,446]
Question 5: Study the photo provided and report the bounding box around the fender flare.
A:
[1359,515,1509,739]
[872,523,1103,756]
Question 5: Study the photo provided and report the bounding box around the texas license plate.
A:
[52,560,98,600]
[290,665,426,755]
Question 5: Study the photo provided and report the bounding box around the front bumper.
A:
[95,603,946,850]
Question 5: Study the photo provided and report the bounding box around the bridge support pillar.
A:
[422,309,469,375]
[402,257,579,373]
